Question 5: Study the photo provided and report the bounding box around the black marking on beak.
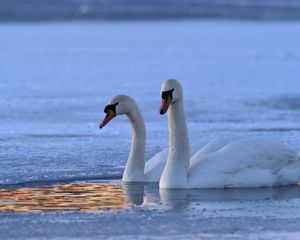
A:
[161,88,174,101]
[104,102,119,114]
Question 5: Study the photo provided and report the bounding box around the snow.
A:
[1,20,300,185]
[1,20,300,239]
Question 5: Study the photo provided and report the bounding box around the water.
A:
[1,20,300,239]
[2,182,299,211]
[1,181,300,239]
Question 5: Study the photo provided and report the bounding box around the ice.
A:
[1,20,300,185]
[1,20,300,239]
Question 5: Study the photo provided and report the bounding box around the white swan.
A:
[159,79,300,189]
[99,95,205,182]
[99,95,165,182]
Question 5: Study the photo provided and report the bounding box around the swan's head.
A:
[99,95,136,129]
[159,79,183,115]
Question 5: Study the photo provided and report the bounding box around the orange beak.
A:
[99,109,116,129]
[159,95,171,115]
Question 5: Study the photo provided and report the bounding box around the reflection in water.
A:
[122,183,144,205]
[159,185,300,206]
[184,186,300,202]
[0,182,300,212]
[123,183,162,206]
[0,183,128,212]
[129,184,300,209]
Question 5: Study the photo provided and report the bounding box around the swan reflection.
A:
[125,183,300,209]
[159,186,300,206]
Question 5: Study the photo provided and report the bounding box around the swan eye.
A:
[161,88,174,101]
[104,102,119,114]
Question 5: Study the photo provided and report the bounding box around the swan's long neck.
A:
[160,99,190,188]
[122,106,146,182]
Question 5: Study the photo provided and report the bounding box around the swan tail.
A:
[275,153,300,186]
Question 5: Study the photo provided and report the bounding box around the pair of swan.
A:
[99,79,300,189]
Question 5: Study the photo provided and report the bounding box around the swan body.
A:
[143,148,168,182]
[159,79,300,189]
[189,139,300,188]
[144,143,209,182]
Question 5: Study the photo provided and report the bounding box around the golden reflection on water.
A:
[0,183,128,212]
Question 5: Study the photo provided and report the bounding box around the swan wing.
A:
[188,139,300,188]
[191,137,237,159]
[145,148,168,182]
[144,142,208,182]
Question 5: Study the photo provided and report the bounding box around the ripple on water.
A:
[246,94,300,111]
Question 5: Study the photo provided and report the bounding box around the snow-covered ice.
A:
[1,20,300,239]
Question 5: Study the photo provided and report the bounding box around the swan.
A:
[99,95,166,182]
[159,79,300,189]
[99,95,206,182]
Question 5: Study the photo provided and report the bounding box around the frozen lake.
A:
[1,20,300,239]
